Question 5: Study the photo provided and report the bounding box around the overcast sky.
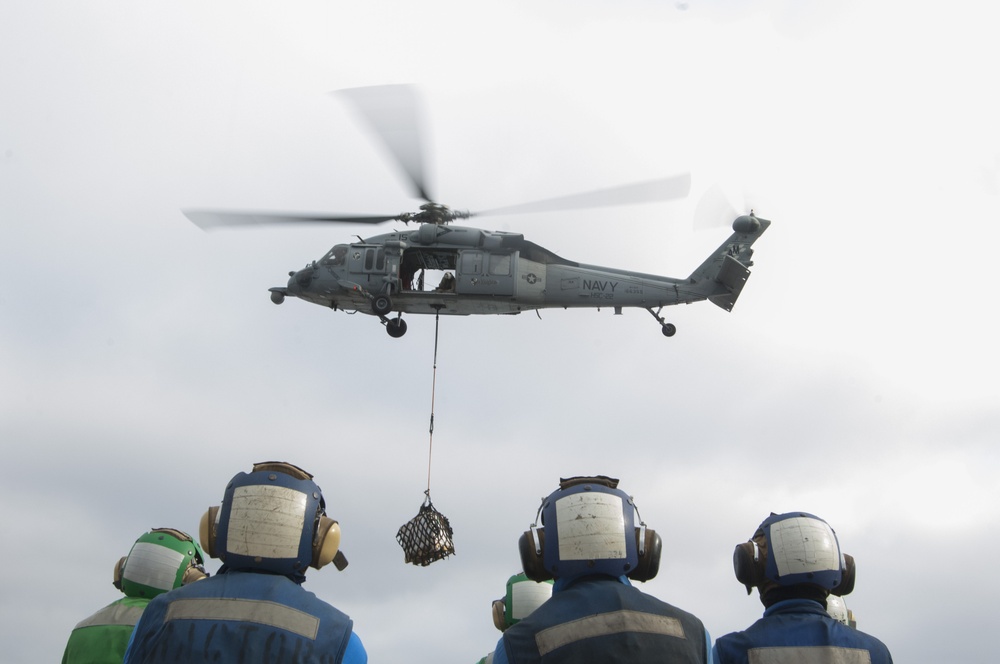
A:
[2,1,998,662]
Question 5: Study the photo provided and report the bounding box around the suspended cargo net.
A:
[396,313,455,566]
[396,495,455,566]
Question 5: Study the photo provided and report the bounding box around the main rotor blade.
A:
[184,209,398,230]
[336,85,433,203]
[473,173,691,217]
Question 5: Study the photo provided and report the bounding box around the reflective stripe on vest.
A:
[749,646,873,664]
[534,610,684,656]
[164,597,321,640]
[74,602,145,629]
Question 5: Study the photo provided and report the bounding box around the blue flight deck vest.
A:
[123,570,356,664]
[501,576,708,663]
[715,599,893,664]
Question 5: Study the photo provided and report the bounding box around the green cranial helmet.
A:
[114,528,209,599]
[492,573,554,631]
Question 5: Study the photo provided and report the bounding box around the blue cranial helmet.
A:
[520,476,651,582]
[759,512,843,589]
[200,462,346,579]
[733,511,855,596]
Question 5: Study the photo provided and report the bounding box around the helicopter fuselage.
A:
[276,223,714,317]
[190,85,771,338]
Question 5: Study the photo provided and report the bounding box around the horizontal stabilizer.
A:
[688,215,770,312]
[709,254,751,311]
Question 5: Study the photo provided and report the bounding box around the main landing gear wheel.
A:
[372,294,392,316]
[386,317,407,338]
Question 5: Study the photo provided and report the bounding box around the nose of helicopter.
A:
[287,264,316,291]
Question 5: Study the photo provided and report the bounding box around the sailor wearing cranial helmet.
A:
[123,462,366,664]
[714,511,893,664]
[62,528,208,663]
[492,476,712,664]
[476,573,554,664]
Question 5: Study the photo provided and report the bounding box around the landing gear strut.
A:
[645,307,677,338]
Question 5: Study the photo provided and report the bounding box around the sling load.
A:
[396,313,455,566]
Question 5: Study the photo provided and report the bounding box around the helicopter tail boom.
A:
[687,215,771,312]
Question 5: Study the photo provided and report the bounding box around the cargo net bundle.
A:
[396,498,455,566]
[396,314,456,567]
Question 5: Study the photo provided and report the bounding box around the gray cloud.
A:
[3,2,998,663]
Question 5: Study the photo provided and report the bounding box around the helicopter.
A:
[185,85,770,339]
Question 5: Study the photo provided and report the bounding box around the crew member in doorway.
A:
[436,272,455,292]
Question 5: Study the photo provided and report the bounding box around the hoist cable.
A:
[426,312,441,500]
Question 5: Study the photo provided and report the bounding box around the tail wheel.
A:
[372,294,392,316]
[646,308,677,339]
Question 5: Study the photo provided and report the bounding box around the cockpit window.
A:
[323,245,348,266]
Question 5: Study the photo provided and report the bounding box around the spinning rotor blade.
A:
[692,181,770,230]
[184,209,399,230]
[692,183,739,231]
[473,173,691,217]
[336,85,433,203]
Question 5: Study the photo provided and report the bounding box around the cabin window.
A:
[460,251,483,275]
[489,253,511,276]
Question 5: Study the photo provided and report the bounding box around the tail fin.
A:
[687,215,771,311]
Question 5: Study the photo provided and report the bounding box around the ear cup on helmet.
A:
[312,516,341,569]
[492,598,508,631]
[200,506,220,559]
[833,553,856,596]
[733,541,765,593]
[628,528,662,582]
[113,556,126,591]
[181,566,209,585]
[518,528,550,582]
